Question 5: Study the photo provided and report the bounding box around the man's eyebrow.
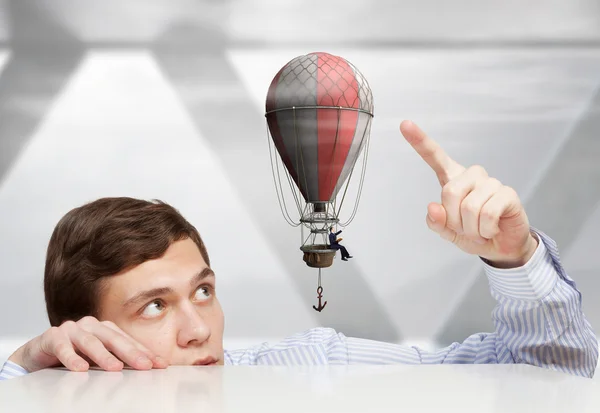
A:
[122,287,173,309]
[122,268,215,309]
[190,267,215,287]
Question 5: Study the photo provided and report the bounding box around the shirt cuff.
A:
[482,231,559,301]
[0,360,29,381]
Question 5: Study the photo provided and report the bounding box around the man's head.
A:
[329,227,333,232]
[44,197,225,365]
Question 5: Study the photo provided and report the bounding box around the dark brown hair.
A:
[44,197,210,327]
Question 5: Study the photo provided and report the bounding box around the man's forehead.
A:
[100,239,209,294]
[116,264,212,288]
[122,239,208,275]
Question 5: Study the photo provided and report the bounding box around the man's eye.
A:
[141,300,165,316]
[195,286,212,301]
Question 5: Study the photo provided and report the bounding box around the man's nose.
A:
[176,304,211,347]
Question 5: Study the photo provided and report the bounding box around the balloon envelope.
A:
[266,52,373,204]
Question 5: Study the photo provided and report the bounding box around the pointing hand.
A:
[400,120,537,268]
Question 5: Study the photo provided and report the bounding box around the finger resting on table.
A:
[78,321,154,370]
[66,324,124,372]
[43,326,89,372]
[101,321,168,368]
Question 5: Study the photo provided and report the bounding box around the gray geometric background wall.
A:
[1,0,599,362]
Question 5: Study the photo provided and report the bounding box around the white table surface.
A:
[0,364,598,413]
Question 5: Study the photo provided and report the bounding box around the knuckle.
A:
[101,320,117,329]
[107,335,126,350]
[446,221,462,233]
[442,184,459,199]
[67,355,84,367]
[101,321,129,339]
[483,226,499,238]
[503,185,518,199]
[60,320,76,332]
[478,225,490,236]
[80,333,98,348]
[128,349,144,360]
[441,231,457,244]
[48,326,60,337]
[78,316,98,326]
[460,200,478,216]
[481,207,497,221]
[469,164,488,177]
[487,177,502,188]
[45,327,64,349]
[62,320,76,328]
[54,341,71,356]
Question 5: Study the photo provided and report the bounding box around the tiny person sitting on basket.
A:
[329,227,353,261]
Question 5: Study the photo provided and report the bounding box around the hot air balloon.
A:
[265,52,374,311]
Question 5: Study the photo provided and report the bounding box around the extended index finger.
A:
[400,120,464,185]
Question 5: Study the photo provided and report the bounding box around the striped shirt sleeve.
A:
[227,228,597,378]
[0,360,28,381]
[337,228,598,378]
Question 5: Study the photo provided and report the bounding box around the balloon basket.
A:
[300,244,336,268]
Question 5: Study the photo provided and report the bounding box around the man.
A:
[329,227,352,261]
[0,121,597,380]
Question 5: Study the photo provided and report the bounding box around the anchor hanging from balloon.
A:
[264,52,375,312]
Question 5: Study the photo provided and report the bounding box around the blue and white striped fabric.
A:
[1,228,597,381]
[0,360,27,381]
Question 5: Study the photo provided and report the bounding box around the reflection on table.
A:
[0,364,598,413]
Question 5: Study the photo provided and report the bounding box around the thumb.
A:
[426,202,446,230]
[426,202,456,242]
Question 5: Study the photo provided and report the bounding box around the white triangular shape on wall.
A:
[0,51,10,75]
[0,50,316,342]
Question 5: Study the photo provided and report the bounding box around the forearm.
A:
[336,229,597,377]
[486,228,598,378]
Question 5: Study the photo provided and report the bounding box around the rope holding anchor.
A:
[313,268,327,312]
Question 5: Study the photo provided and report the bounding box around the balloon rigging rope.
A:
[337,115,372,226]
[338,60,374,227]
[267,122,301,227]
[270,115,304,220]
[283,159,303,217]
[339,129,370,226]
[301,230,313,247]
